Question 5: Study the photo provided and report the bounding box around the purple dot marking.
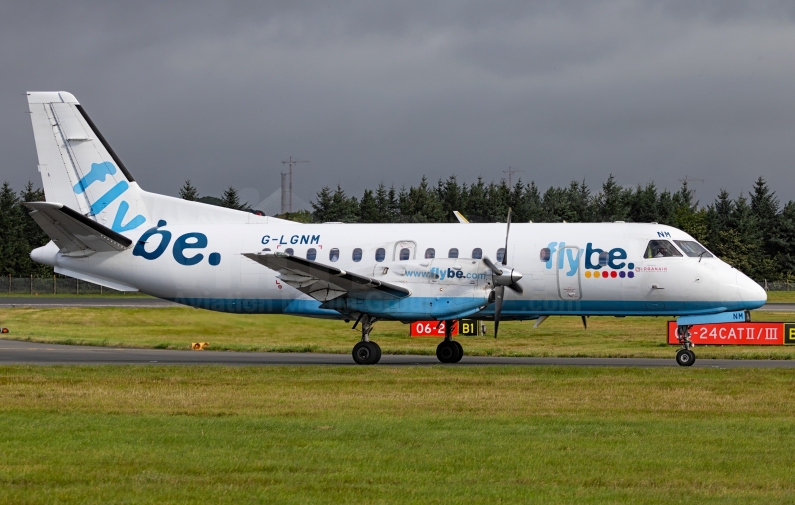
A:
[628,271,634,278]
[619,271,626,278]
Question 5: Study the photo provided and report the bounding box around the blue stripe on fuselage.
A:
[164,297,765,318]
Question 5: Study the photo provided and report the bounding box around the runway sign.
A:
[410,320,458,337]
[667,322,795,345]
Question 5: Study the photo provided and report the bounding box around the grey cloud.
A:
[1,0,794,208]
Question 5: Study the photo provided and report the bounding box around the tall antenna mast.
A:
[502,166,524,187]
[281,156,309,213]
[678,175,705,208]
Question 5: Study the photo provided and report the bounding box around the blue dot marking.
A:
[209,252,221,266]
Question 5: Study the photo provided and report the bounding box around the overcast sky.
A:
[2,1,794,208]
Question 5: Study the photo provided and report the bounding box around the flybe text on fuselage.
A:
[545,242,636,279]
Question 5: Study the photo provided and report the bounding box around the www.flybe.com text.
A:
[405,267,488,280]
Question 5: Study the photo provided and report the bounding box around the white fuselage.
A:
[38,220,767,320]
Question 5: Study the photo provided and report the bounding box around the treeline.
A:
[309,175,795,281]
[3,175,793,281]
[0,181,52,277]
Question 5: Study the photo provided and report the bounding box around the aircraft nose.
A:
[736,271,766,309]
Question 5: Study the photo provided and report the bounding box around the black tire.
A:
[436,341,462,364]
[676,349,696,367]
[452,341,464,363]
[353,341,374,365]
[370,341,382,364]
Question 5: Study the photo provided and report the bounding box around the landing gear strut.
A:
[436,320,463,364]
[675,325,696,367]
[352,314,381,365]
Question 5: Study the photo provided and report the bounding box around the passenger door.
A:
[557,245,582,300]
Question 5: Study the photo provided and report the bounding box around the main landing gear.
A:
[352,314,381,365]
[436,320,463,364]
[675,325,696,367]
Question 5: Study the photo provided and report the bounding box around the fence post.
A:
[100,285,103,295]
[764,279,768,291]
[53,275,56,295]
[30,274,32,295]
[7,274,10,294]
[76,279,79,295]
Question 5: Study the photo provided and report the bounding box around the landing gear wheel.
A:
[436,340,462,364]
[353,341,381,365]
[452,341,464,363]
[675,349,696,367]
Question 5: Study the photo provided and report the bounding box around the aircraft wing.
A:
[243,251,411,301]
[23,201,132,256]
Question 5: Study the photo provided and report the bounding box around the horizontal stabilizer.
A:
[243,252,411,301]
[23,202,132,256]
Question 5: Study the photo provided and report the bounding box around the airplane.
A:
[22,91,767,366]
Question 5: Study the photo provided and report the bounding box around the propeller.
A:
[483,208,523,339]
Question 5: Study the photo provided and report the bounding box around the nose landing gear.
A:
[436,320,463,364]
[675,325,696,367]
[351,314,381,365]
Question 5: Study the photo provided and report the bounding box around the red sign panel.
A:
[410,320,458,338]
[667,321,785,345]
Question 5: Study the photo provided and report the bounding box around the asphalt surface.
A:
[1,297,793,312]
[1,339,794,367]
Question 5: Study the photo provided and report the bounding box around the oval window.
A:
[284,248,294,255]
[329,248,340,262]
[496,248,506,262]
[306,248,317,261]
[598,251,609,266]
[399,248,411,261]
[375,248,386,262]
[352,248,363,262]
[448,248,459,259]
[425,248,435,259]
[472,248,482,259]
[539,248,550,262]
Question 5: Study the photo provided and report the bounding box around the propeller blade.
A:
[483,256,503,276]
[507,281,523,295]
[502,208,512,265]
[493,285,505,339]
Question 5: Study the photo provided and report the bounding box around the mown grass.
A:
[2,307,795,359]
[1,365,795,504]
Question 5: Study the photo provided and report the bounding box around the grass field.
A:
[2,306,795,359]
[1,365,795,503]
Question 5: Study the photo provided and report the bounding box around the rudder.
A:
[27,92,148,234]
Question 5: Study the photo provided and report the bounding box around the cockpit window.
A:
[644,240,683,258]
[674,240,713,258]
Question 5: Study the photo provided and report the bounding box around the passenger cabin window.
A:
[399,248,411,261]
[352,248,363,262]
[472,248,482,259]
[448,248,459,259]
[496,248,505,262]
[539,248,550,262]
[375,248,386,262]
[284,248,294,255]
[674,240,713,258]
[329,248,340,262]
[644,240,683,258]
[425,248,435,259]
[306,248,317,261]
[599,251,609,266]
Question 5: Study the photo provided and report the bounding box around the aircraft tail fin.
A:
[27,92,149,235]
